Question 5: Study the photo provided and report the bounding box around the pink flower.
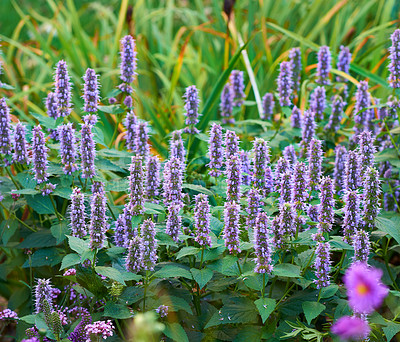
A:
[344,262,388,314]
[331,315,370,341]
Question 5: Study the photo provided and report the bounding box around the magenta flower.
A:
[331,315,370,341]
[344,262,389,314]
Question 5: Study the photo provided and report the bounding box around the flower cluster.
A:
[291,106,301,128]
[89,192,108,250]
[325,95,345,131]
[316,46,331,85]
[163,157,183,205]
[224,201,241,254]
[170,130,186,166]
[83,68,99,112]
[388,29,400,88]
[194,194,212,247]
[156,305,169,318]
[254,212,273,274]
[135,121,149,160]
[124,111,137,151]
[333,145,347,191]
[301,110,316,153]
[0,98,11,155]
[86,320,114,341]
[240,150,251,186]
[70,188,86,238]
[220,84,234,124]
[54,60,72,117]
[309,86,326,120]
[317,177,334,233]
[208,123,224,177]
[313,241,331,288]
[307,138,323,192]
[119,35,137,92]
[277,61,293,107]
[230,70,245,106]
[80,117,96,179]
[126,236,144,273]
[166,203,182,243]
[183,85,200,133]
[336,45,352,82]
[246,188,261,229]
[342,190,360,243]
[354,81,372,132]
[146,155,160,200]
[32,125,49,184]
[262,92,274,120]
[141,219,158,271]
[344,150,360,191]
[252,138,270,194]
[0,308,18,320]
[13,121,28,164]
[362,167,381,230]
[289,47,301,92]
[225,154,242,202]
[224,130,239,160]
[128,156,144,215]
[58,123,78,174]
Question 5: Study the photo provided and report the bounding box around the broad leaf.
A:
[302,301,325,325]
[153,264,193,279]
[254,298,276,323]
[191,268,213,289]
[273,263,301,278]
[103,302,131,319]
[60,253,81,270]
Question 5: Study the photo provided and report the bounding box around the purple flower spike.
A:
[220,84,234,124]
[13,122,28,164]
[279,202,295,237]
[301,110,316,152]
[91,181,104,195]
[80,120,96,179]
[271,216,284,249]
[34,279,54,314]
[68,311,92,342]
[313,241,331,289]
[163,157,183,206]
[307,138,323,192]
[58,123,78,175]
[126,236,144,273]
[135,121,149,161]
[54,60,72,117]
[310,86,326,120]
[388,29,400,88]
[279,172,292,204]
[317,177,334,233]
[291,106,301,128]
[246,188,261,229]
[316,46,331,85]
[342,190,360,243]
[223,201,241,255]
[289,47,302,92]
[128,156,144,215]
[146,155,160,200]
[156,305,169,318]
[240,150,251,186]
[307,205,319,222]
[262,92,275,120]
[362,167,381,230]
[120,35,137,86]
[123,206,135,245]
[353,229,370,263]
[291,162,308,210]
[325,95,345,131]
[208,123,224,177]
[170,130,186,167]
[46,92,59,119]
[357,131,376,177]
[70,188,86,238]
[124,111,137,151]
[283,145,297,165]
[336,46,352,82]
[277,61,293,107]
[32,125,49,184]
[274,156,289,183]
[89,191,108,250]
[83,68,99,113]
[226,154,242,202]
[141,219,158,271]
[183,85,200,134]
[334,145,347,191]
[224,130,239,160]
[114,214,126,247]
[0,98,11,155]
[194,194,212,247]
[124,95,133,108]
[230,70,245,106]
[344,150,360,191]
[166,203,182,242]
[83,114,98,126]
[252,138,270,193]
[354,81,372,133]
[254,212,273,274]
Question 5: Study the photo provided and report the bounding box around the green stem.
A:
[317,288,322,303]
[199,247,205,269]
[115,319,125,340]
[333,251,346,282]
[384,237,400,291]
[262,273,266,298]
[143,270,149,311]
[0,203,36,232]
[268,277,276,298]
[50,195,62,223]
[5,167,19,190]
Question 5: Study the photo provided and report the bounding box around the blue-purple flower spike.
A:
[163,157,183,206]
[89,191,108,250]
[230,70,245,106]
[208,123,224,177]
[194,194,212,248]
[246,188,261,229]
[344,150,360,191]
[34,279,54,314]
[313,241,331,288]
[283,145,297,166]
[166,203,182,242]
[301,110,316,153]
[291,162,308,210]
[252,138,270,194]
[354,81,372,133]
[114,214,126,247]
[336,46,352,82]
[310,86,326,120]
[316,46,331,85]
[128,156,144,215]
[58,123,78,175]
[170,130,186,167]
[317,177,334,233]
[357,131,376,177]
[126,236,144,273]
[342,190,360,243]
[46,92,58,119]
[291,106,301,128]
[80,119,96,179]
[32,125,49,184]
[119,35,137,93]
[141,219,158,271]
[289,47,301,92]
[362,167,381,230]
[325,95,345,131]
[279,172,292,204]
[224,201,241,255]
[279,202,295,237]
[70,188,86,238]
[333,145,347,191]
[388,29,400,88]
[54,60,72,117]
[307,138,323,192]
[183,85,200,134]
[220,84,234,124]
[240,150,251,186]
[226,154,242,202]
[224,130,239,160]
[353,229,370,264]
[83,68,99,113]
[274,156,289,185]
[13,121,28,164]
[262,93,275,120]
[135,121,149,161]
[277,61,293,107]
[124,111,137,151]
[254,212,273,274]
[0,98,11,155]
[146,155,160,201]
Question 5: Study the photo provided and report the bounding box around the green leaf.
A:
[103,302,131,319]
[67,235,89,255]
[254,298,276,323]
[273,263,301,278]
[158,295,192,315]
[144,202,165,214]
[26,195,55,214]
[243,273,267,291]
[382,321,400,341]
[176,246,200,260]
[20,314,36,324]
[95,266,126,285]
[1,219,18,245]
[18,230,57,248]
[376,216,400,244]
[60,253,81,270]
[182,183,214,196]
[22,248,62,268]
[98,105,125,114]
[302,301,325,325]
[11,188,38,195]
[320,285,339,299]
[95,158,125,173]
[153,264,193,279]
[190,268,213,289]
[50,221,68,244]
[164,323,189,342]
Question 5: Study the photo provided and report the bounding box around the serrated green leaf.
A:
[191,268,213,289]
[302,301,325,325]
[320,285,339,299]
[176,246,200,260]
[60,253,81,270]
[95,266,126,285]
[273,263,301,278]
[254,298,276,323]
[164,323,189,342]
[50,221,68,244]
[103,302,131,319]
[182,183,214,196]
[153,264,193,279]
[158,295,192,315]
[1,219,18,245]
[376,216,400,245]
[98,105,125,114]
[67,235,89,255]
[243,273,267,291]
[26,195,55,214]
[382,321,400,341]
[18,230,56,248]
[20,314,36,324]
